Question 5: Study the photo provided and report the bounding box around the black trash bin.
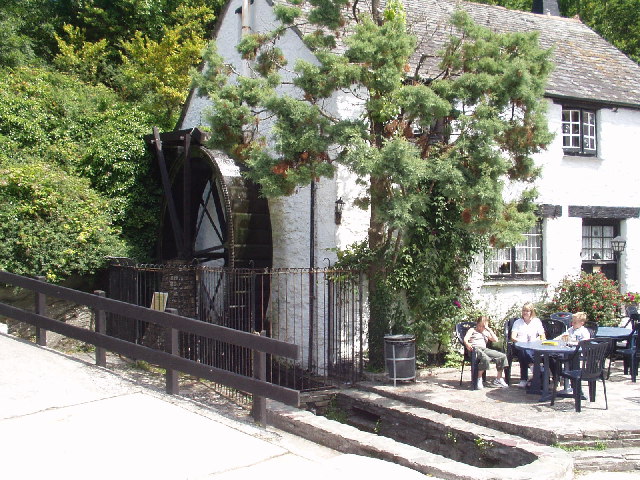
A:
[384,334,416,386]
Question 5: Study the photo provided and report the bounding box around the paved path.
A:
[3,331,640,479]
[0,333,428,480]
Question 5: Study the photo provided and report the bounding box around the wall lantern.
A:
[335,197,345,225]
[611,235,627,259]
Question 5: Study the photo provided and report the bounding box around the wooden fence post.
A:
[94,290,107,367]
[165,308,179,395]
[35,276,47,346]
[251,330,267,425]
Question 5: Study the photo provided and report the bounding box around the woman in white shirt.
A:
[511,302,546,387]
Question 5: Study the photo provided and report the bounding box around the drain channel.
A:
[318,391,537,469]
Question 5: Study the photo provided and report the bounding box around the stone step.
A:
[571,447,640,472]
[352,384,640,474]
[357,381,640,449]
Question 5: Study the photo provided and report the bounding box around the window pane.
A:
[514,225,542,275]
[582,222,615,262]
[487,224,541,278]
[487,248,512,274]
[583,111,597,152]
[562,108,581,151]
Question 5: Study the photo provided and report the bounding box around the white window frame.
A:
[486,224,543,280]
[581,223,615,261]
[562,107,597,156]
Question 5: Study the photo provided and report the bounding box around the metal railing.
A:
[0,270,300,423]
[108,263,366,391]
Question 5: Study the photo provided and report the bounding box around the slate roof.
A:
[278,0,640,108]
[404,0,640,108]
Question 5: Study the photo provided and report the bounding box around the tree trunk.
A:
[367,174,389,369]
[371,0,382,25]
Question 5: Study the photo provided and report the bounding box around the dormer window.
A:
[562,107,597,156]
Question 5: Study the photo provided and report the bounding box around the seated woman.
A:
[511,302,546,387]
[463,316,509,389]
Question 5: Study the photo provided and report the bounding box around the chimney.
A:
[532,0,560,16]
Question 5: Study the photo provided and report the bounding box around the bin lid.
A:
[384,334,415,342]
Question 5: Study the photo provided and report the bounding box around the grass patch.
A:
[552,441,607,452]
[325,396,349,424]
[127,359,166,374]
[75,343,95,353]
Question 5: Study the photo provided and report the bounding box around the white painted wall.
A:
[182,0,369,271]
[471,100,640,319]
[180,0,370,368]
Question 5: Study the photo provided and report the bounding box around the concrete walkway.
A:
[3,331,640,479]
[0,333,428,480]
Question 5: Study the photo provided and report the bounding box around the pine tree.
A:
[195,0,553,367]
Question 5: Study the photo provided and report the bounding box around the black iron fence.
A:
[108,262,365,391]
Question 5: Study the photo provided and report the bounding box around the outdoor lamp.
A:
[335,197,345,225]
[611,235,627,259]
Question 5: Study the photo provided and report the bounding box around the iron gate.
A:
[107,261,365,391]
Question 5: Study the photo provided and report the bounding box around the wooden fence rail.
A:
[0,270,300,423]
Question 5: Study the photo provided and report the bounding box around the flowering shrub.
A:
[548,272,623,326]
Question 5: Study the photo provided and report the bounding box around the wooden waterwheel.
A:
[146,128,272,340]
[147,127,272,269]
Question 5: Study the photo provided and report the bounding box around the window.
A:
[486,224,542,279]
[562,107,596,155]
[581,223,615,261]
[580,219,620,281]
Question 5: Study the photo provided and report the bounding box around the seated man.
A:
[463,316,509,389]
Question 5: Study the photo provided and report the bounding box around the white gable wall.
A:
[179,0,370,369]
[182,0,369,271]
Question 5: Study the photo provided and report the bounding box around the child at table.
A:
[511,302,546,387]
[463,316,509,389]
[552,311,591,394]
[563,311,591,342]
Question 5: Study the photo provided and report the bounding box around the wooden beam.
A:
[152,126,185,257]
[0,302,299,406]
[183,132,192,257]
[0,271,299,359]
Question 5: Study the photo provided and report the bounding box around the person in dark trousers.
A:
[511,302,546,387]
